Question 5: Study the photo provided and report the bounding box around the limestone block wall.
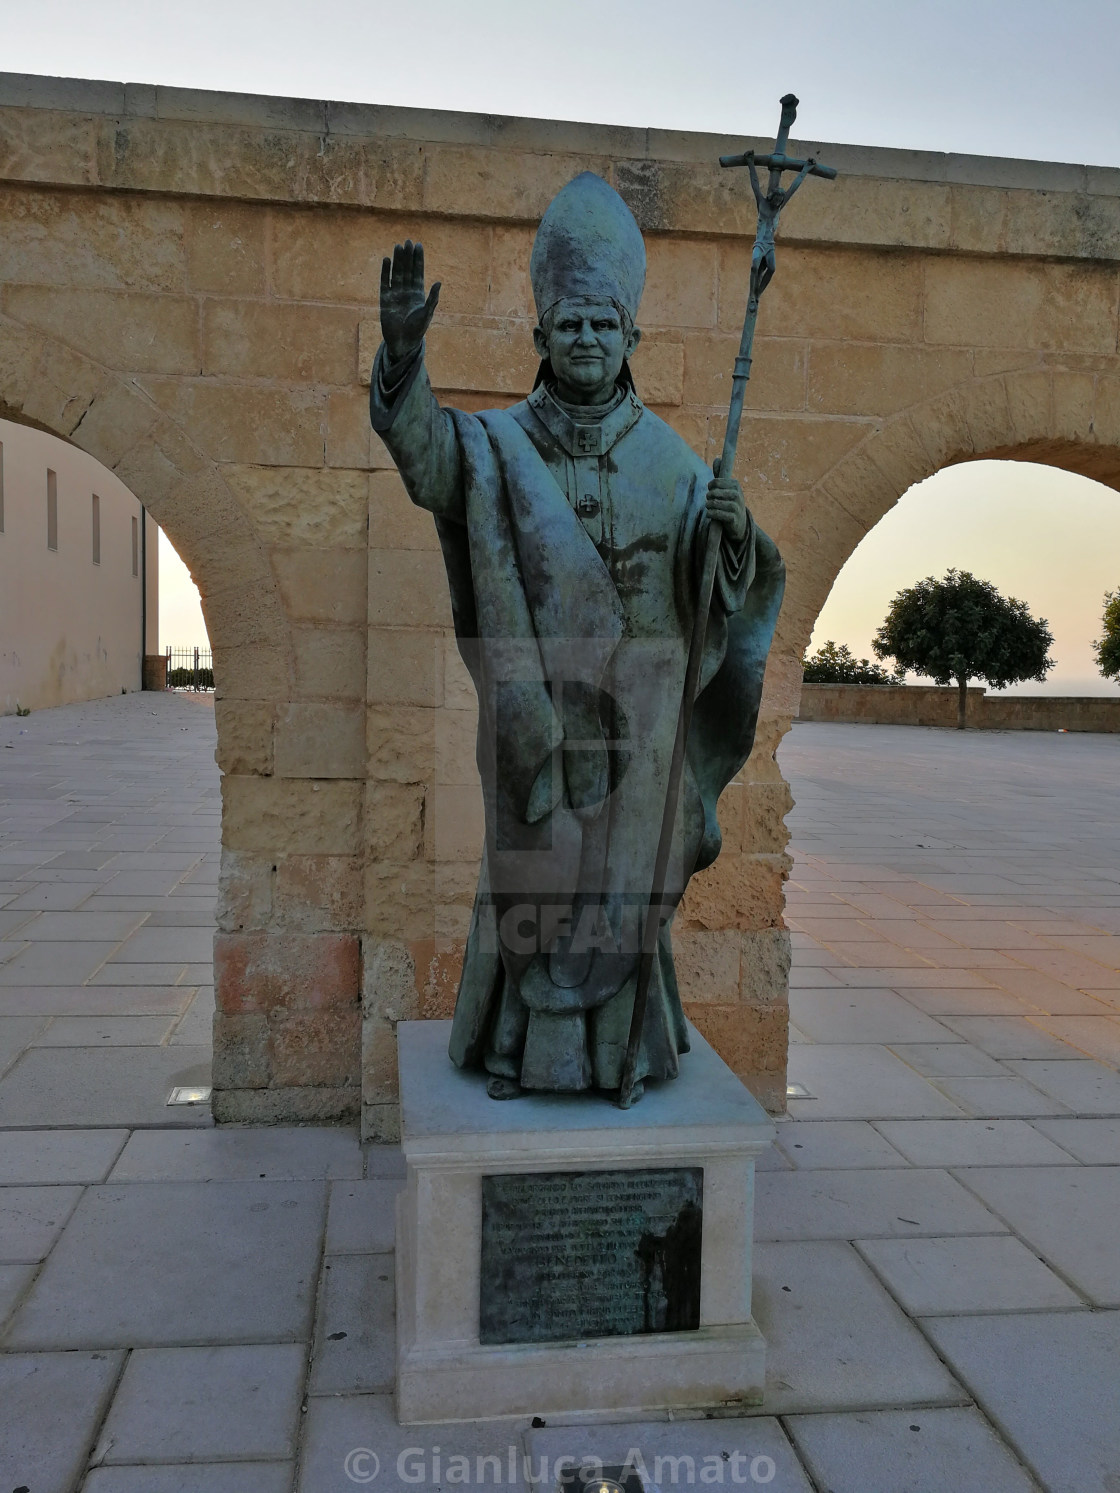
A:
[799,684,1120,732]
[2,73,1119,1132]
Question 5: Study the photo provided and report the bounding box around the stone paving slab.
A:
[928,1075,1070,1117]
[0,1045,212,1128]
[4,1181,326,1349]
[789,988,953,1043]
[31,1015,177,1046]
[19,911,146,942]
[953,1166,1120,1306]
[0,1185,84,1262]
[526,1416,814,1491]
[87,962,192,985]
[755,1167,1004,1241]
[4,882,93,910]
[108,1126,364,1183]
[785,1407,1042,1493]
[95,1343,307,1464]
[901,987,1040,1016]
[855,1233,1082,1315]
[786,1044,966,1119]
[0,1016,48,1073]
[95,871,197,897]
[887,1041,1009,1076]
[832,967,1000,987]
[972,970,1115,1015]
[753,1241,965,1414]
[873,1118,1077,1167]
[0,1350,124,1493]
[309,1253,395,1395]
[1006,1058,1120,1113]
[365,1145,407,1179]
[1030,1015,1120,1066]
[0,1262,35,1326]
[939,1014,1085,1060]
[146,909,220,926]
[168,989,213,1046]
[325,1179,404,1253]
[0,942,124,984]
[925,1311,1120,1493]
[297,1394,533,1493]
[1030,1116,1120,1163]
[0,984,195,1017]
[83,1465,293,1493]
[106,926,215,964]
[774,1119,909,1170]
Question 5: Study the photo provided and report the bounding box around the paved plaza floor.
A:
[1,699,1118,1491]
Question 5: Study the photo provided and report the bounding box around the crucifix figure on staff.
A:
[737,94,832,311]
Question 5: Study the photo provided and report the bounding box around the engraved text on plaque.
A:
[479,1167,703,1345]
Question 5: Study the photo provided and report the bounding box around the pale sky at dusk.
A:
[810,463,1120,697]
[158,531,208,651]
[6,0,1120,166]
[8,0,1120,687]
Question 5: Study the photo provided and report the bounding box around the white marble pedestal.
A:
[395,1019,775,1425]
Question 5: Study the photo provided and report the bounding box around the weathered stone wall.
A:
[799,684,1120,732]
[2,72,1120,1133]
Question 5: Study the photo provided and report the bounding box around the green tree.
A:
[1094,588,1120,681]
[802,640,900,685]
[872,569,1054,730]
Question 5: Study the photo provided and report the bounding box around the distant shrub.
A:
[167,667,215,689]
[802,640,901,686]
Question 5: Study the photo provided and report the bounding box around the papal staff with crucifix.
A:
[370,96,832,1105]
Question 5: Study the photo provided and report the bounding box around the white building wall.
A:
[0,417,158,714]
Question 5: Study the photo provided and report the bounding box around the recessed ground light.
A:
[167,1085,212,1106]
[786,1082,815,1099]
[574,1473,640,1493]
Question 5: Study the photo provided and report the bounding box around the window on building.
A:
[92,494,101,564]
[47,469,58,551]
[131,514,139,577]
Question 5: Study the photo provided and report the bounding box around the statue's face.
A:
[533,298,641,404]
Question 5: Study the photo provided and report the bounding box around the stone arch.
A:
[777,364,1120,673]
[0,308,368,1124]
[0,310,293,706]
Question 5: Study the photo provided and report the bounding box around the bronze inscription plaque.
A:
[479,1167,703,1346]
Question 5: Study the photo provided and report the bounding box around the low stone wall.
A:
[798,684,1120,732]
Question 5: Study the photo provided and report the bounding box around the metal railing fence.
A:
[165,646,214,691]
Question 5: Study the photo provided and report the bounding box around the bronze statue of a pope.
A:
[371,172,784,1102]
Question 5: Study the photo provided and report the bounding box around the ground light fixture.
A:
[574,1473,641,1493]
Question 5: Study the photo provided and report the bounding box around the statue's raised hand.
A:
[380,241,440,365]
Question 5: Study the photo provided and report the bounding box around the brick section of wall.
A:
[212,930,361,1121]
[3,74,1120,1129]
